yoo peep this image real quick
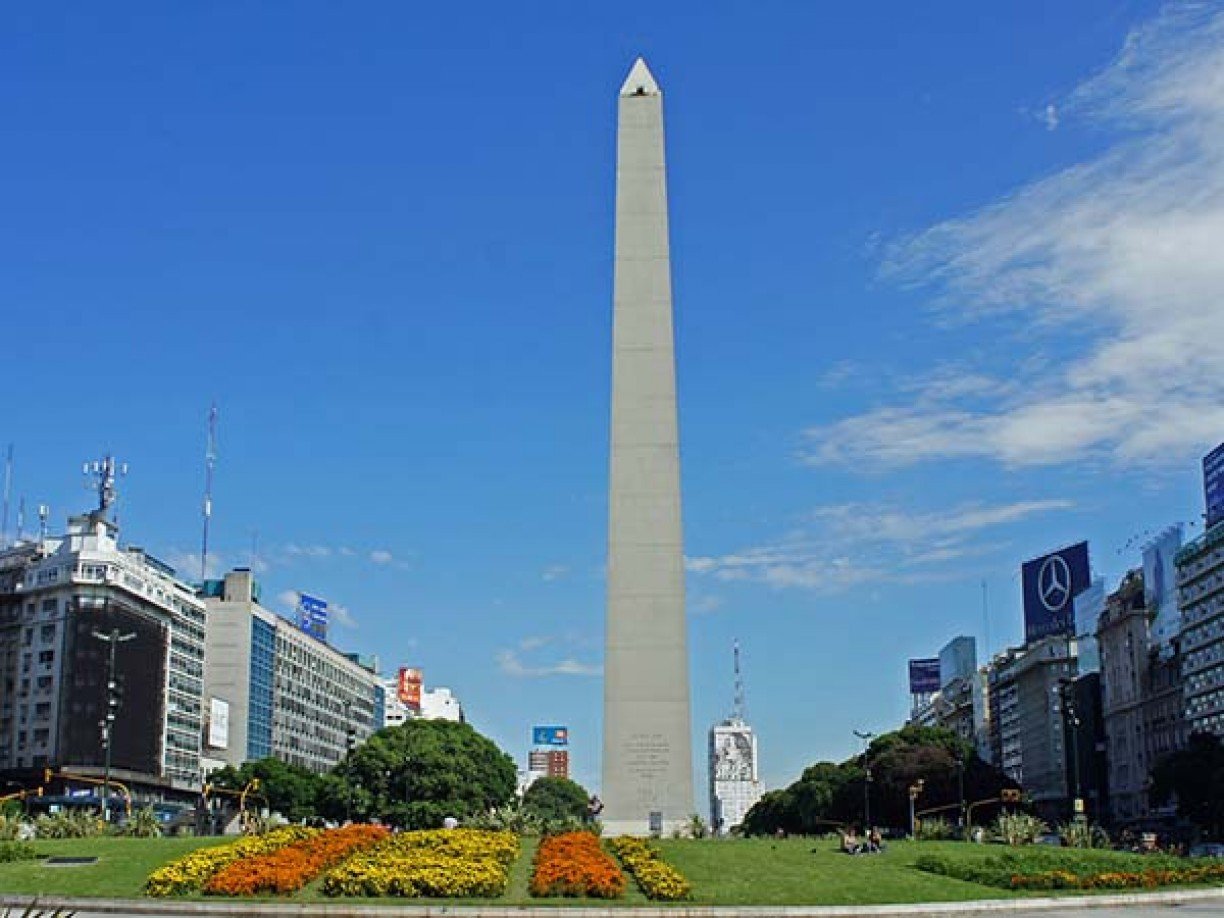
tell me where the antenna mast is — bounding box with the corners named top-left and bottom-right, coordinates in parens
top-left (2, 443), bottom-right (11, 547)
top-left (732, 639), bottom-right (745, 722)
top-left (16, 497), bottom-right (25, 542)
top-left (201, 403), bottom-right (218, 581)
top-left (83, 454), bottom-right (128, 521)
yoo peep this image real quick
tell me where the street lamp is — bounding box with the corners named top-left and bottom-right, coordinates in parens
top-left (908, 779), bottom-right (925, 839)
top-left (853, 730), bottom-right (874, 829)
top-left (91, 628), bottom-right (135, 823)
top-left (1056, 678), bottom-right (1084, 821)
top-left (955, 756), bottom-right (966, 831)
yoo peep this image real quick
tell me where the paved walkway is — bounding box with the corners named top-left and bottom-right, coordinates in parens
top-left (5, 889), bottom-right (1224, 918)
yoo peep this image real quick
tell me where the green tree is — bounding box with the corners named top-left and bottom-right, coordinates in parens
top-left (327, 719), bottom-right (516, 829)
top-left (207, 757), bottom-right (323, 823)
top-left (522, 777), bottom-right (590, 823)
top-left (1151, 732), bottom-right (1224, 837)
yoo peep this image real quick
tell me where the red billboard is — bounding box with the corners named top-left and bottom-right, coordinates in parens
top-left (397, 667), bottom-right (422, 712)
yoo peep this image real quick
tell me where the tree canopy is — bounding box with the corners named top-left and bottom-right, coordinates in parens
top-left (1150, 732), bottom-right (1224, 837)
top-left (206, 757), bottom-right (322, 823)
top-left (521, 776), bottom-right (591, 823)
top-left (741, 725), bottom-right (1018, 835)
top-left (324, 718), bottom-right (516, 829)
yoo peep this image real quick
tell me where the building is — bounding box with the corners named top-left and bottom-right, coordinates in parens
top-left (527, 748), bottom-right (570, 780)
top-left (381, 679), bottom-right (464, 728)
top-left (1178, 521), bottom-right (1224, 738)
top-left (1096, 567), bottom-right (1184, 824)
top-left (707, 643), bottom-right (764, 836)
top-left (200, 569), bottom-right (381, 775)
top-left (908, 637), bottom-right (990, 759)
top-left (603, 57), bottom-right (694, 835)
top-left (986, 637), bottom-right (1078, 820)
top-left (0, 507), bottom-right (207, 805)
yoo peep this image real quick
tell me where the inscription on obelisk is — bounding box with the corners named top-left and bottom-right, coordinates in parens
top-left (601, 57), bottom-right (693, 836)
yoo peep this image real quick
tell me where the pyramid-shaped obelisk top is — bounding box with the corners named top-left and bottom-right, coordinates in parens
top-left (619, 57), bottom-right (661, 96)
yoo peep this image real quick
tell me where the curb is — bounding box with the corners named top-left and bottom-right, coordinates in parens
top-left (3, 889), bottom-right (1224, 917)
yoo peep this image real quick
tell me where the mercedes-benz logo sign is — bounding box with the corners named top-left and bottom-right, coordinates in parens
top-left (1038, 555), bottom-right (1072, 612)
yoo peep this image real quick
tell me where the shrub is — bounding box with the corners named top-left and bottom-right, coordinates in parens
top-left (1058, 820), bottom-right (1110, 849)
top-left (204, 824), bottom-right (388, 896)
top-left (607, 835), bottom-right (692, 901)
top-left (914, 847), bottom-right (1208, 890)
top-left (916, 817), bottom-right (956, 841)
top-left (120, 807), bottom-right (161, 838)
top-left (34, 811), bottom-right (103, 839)
top-left (992, 811), bottom-right (1047, 846)
top-left (529, 831), bottom-right (625, 898)
top-left (145, 826), bottom-right (314, 896)
top-left (321, 828), bottom-right (518, 898)
top-left (0, 841), bottom-right (38, 863)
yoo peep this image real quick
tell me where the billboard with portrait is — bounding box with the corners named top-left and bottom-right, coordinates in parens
top-left (908, 658), bottom-right (941, 694)
top-left (397, 667), bottom-right (422, 712)
top-left (1021, 541), bottom-right (1091, 642)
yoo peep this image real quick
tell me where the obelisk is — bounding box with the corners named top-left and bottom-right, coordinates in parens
top-left (602, 57), bottom-right (693, 836)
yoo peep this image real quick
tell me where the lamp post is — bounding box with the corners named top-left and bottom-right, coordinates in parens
top-left (91, 628), bottom-right (135, 823)
top-left (956, 756), bottom-right (966, 831)
top-left (853, 730), bottom-right (874, 829)
top-left (908, 779), bottom-right (925, 839)
top-left (1057, 678), bottom-right (1083, 821)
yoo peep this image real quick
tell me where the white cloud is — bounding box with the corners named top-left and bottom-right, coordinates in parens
top-left (808, 5), bottom-right (1224, 470)
top-left (687, 498), bottom-right (1070, 593)
top-left (162, 549), bottom-right (225, 581)
top-left (276, 589), bottom-right (300, 610)
top-left (284, 543), bottom-right (332, 559)
top-left (330, 603), bottom-right (358, 629)
top-left (1044, 103), bottom-right (1060, 131)
top-left (370, 549), bottom-right (393, 565)
top-left (541, 565), bottom-right (569, 582)
top-left (496, 649), bottom-right (601, 678)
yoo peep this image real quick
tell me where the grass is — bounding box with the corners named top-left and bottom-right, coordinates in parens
top-left (0, 835), bottom-right (1219, 906)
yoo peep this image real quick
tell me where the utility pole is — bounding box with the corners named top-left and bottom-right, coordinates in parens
top-left (1058, 677), bottom-right (1083, 821)
top-left (92, 628), bottom-right (135, 822)
top-left (201, 403), bottom-right (218, 582)
top-left (853, 730), bottom-right (874, 829)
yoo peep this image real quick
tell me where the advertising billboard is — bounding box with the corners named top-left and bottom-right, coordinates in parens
top-left (297, 593), bottom-right (328, 642)
top-left (1144, 525), bottom-right (1184, 657)
top-left (397, 667), bottom-right (422, 712)
top-left (908, 658), bottom-right (941, 694)
top-left (1021, 541), bottom-right (1091, 642)
top-left (532, 725), bottom-right (569, 746)
top-left (208, 698), bottom-right (230, 749)
top-left (938, 636), bottom-right (976, 688)
top-left (1205, 442), bottom-right (1224, 530)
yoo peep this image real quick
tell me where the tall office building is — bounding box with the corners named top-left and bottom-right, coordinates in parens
top-left (0, 508), bottom-right (206, 804)
top-left (707, 644), bottom-right (764, 835)
top-left (603, 57), bottom-right (693, 835)
top-left (1178, 525), bottom-right (1224, 736)
top-left (200, 569), bottom-right (381, 775)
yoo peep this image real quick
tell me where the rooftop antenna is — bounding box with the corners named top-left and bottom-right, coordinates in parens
top-left (38, 504), bottom-right (49, 542)
top-left (731, 639), bottom-right (746, 722)
top-left (83, 454), bottom-right (128, 521)
top-left (15, 496), bottom-right (25, 542)
top-left (201, 402), bottom-right (218, 581)
top-left (981, 580), bottom-right (991, 663)
top-left (2, 443), bottom-right (12, 547)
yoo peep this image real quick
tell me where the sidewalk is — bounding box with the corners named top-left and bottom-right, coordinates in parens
top-left (4, 888), bottom-right (1224, 918)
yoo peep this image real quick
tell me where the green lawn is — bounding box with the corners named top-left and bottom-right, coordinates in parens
top-left (0, 835), bottom-right (1218, 906)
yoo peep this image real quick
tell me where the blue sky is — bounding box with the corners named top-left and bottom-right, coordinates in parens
top-left (4, 2), bottom-right (1223, 796)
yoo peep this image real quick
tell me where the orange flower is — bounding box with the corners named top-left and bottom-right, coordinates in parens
top-left (204, 824), bottom-right (389, 896)
top-left (529, 832), bottom-right (625, 899)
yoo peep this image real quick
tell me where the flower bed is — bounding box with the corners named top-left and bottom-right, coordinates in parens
top-left (145, 826), bottom-right (315, 896)
top-left (529, 830), bottom-right (625, 899)
top-left (607, 835), bottom-right (692, 900)
top-left (915, 849), bottom-right (1224, 891)
top-left (204, 824), bottom-right (389, 896)
top-left (322, 828), bottom-right (519, 898)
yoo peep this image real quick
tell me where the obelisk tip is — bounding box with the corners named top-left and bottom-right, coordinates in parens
top-left (619, 57), bottom-right (660, 97)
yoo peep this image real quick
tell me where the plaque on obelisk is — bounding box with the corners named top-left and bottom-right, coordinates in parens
top-left (601, 57), bottom-right (693, 836)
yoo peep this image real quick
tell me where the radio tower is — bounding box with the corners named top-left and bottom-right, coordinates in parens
top-left (84, 455), bottom-right (127, 520)
top-left (731, 639), bottom-right (746, 723)
top-left (201, 403), bottom-right (218, 582)
top-left (2, 443), bottom-right (12, 547)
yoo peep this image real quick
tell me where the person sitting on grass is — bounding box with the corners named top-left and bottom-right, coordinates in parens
top-left (866, 827), bottom-right (883, 853)
top-left (842, 828), bottom-right (862, 855)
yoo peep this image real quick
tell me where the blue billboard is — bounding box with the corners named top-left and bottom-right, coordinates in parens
top-left (908, 658), bottom-right (941, 694)
top-left (1205, 442), bottom-right (1224, 530)
top-left (297, 593), bottom-right (328, 642)
top-left (532, 725), bottom-right (569, 746)
top-left (1022, 542), bottom-right (1091, 642)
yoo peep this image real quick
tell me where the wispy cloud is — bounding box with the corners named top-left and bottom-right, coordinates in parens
top-left (687, 499), bottom-right (1071, 592)
top-left (496, 649), bottom-right (601, 678)
top-left (541, 565), bottom-right (570, 582)
top-left (807, 5), bottom-right (1224, 470)
top-left (370, 549), bottom-right (394, 565)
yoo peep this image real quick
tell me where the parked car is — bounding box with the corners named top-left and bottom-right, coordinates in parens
top-left (1189, 842), bottom-right (1224, 859)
